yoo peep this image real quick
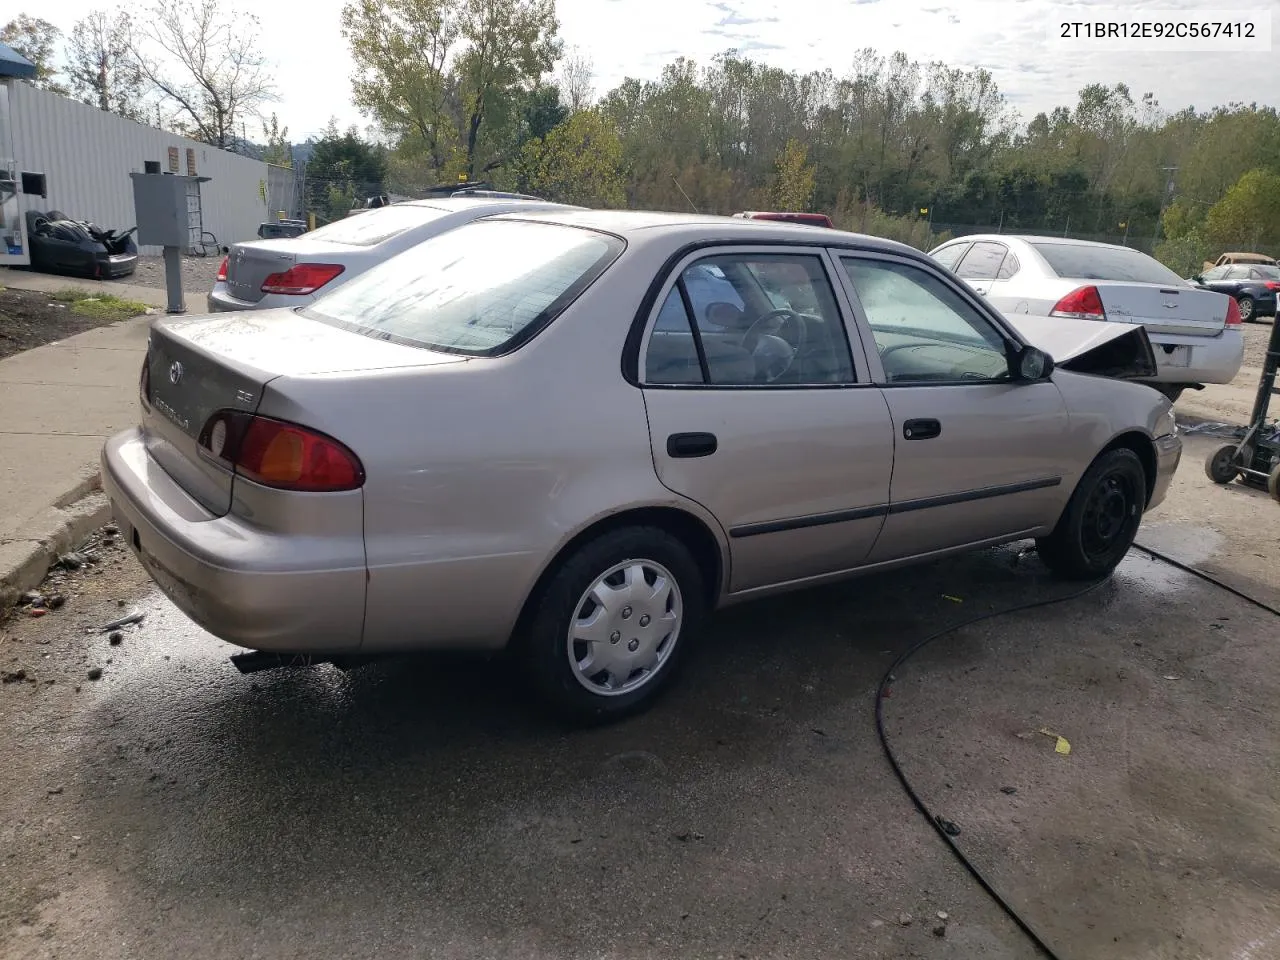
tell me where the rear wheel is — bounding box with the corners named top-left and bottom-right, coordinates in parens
top-left (1205, 443), bottom-right (1240, 484)
top-left (518, 526), bottom-right (706, 724)
top-left (1037, 448), bottom-right (1146, 580)
top-left (1268, 464), bottom-right (1280, 503)
top-left (1237, 295), bottom-right (1256, 322)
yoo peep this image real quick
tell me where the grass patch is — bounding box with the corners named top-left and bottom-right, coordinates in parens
top-left (50, 288), bottom-right (150, 321)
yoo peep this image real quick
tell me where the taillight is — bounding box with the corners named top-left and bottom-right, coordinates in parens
top-left (197, 411), bottom-right (364, 492)
top-left (1225, 296), bottom-right (1242, 326)
top-left (260, 263), bottom-right (344, 295)
top-left (139, 357), bottom-right (151, 407)
top-left (1264, 281), bottom-right (1280, 290)
top-left (216, 256), bottom-right (228, 281)
top-left (1050, 285), bottom-right (1106, 321)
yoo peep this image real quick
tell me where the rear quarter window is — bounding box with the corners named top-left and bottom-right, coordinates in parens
top-left (302, 220), bottom-right (623, 357)
top-left (1031, 243), bottom-right (1185, 285)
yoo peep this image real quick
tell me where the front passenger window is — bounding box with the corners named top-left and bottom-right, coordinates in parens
top-left (842, 257), bottom-right (1011, 384)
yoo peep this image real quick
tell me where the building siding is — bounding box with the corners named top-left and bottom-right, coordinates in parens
top-left (8, 83), bottom-right (272, 256)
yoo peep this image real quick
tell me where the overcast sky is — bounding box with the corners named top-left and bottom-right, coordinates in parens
top-left (39, 0), bottom-right (1280, 142)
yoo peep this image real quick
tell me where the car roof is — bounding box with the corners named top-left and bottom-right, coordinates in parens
top-left (944, 234), bottom-right (1149, 254)
top-left (397, 196), bottom-right (565, 212)
top-left (487, 208), bottom-right (924, 257)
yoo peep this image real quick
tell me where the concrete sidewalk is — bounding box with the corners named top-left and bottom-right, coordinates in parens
top-left (0, 271), bottom-right (155, 603)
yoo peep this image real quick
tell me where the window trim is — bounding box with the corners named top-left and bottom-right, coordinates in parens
top-left (634, 244), bottom-right (873, 391)
top-left (833, 250), bottom-right (1024, 389)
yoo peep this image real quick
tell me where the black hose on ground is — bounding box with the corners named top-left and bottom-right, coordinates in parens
top-left (875, 542), bottom-right (1280, 959)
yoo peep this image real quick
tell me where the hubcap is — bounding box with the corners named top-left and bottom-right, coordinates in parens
top-left (1081, 472), bottom-right (1135, 559)
top-left (567, 559), bottom-right (683, 696)
top-left (1239, 298), bottom-right (1253, 320)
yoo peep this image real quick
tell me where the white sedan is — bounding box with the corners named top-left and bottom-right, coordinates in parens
top-left (208, 196), bottom-right (580, 312)
top-left (928, 235), bottom-right (1244, 402)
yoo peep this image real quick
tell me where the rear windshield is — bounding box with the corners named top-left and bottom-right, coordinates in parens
top-left (302, 204), bottom-right (448, 247)
top-left (303, 220), bottom-right (622, 356)
top-left (1031, 242), bottom-right (1185, 285)
top-left (1253, 265), bottom-right (1280, 279)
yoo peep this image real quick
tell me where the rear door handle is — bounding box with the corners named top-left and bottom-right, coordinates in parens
top-left (903, 419), bottom-right (941, 441)
top-left (667, 432), bottom-right (718, 458)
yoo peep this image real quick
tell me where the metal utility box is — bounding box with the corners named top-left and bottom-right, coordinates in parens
top-left (129, 171), bottom-right (209, 248)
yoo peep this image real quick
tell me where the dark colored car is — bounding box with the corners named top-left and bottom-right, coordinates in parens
top-left (1191, 263), bottom-right (1280, 322)
top-left (25, 209), bottom-right (138, 280)
top-left (734, 211), bottom-right (835, 228)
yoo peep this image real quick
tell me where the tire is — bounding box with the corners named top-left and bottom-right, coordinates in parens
top-left (1268, 463), bottom-right (1280, 503)
top-left (1036, 448), bottom-right (1147, 580)
top-left (517, 526), bottom-right (706, 724)
top-left (1237, 296), bottom-right (1255, 322)
top-left (1153, 384), bottom-right (1185, 404)
top-left (1205, 443), bottom-right (1240, 484)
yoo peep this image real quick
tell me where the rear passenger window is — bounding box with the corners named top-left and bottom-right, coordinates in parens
top-left (930, 243), bottom-right (970, 271)
top-left (642, 254), bottom-right (856, 387)
top-left (955, 241), bottom-right (1007, 280)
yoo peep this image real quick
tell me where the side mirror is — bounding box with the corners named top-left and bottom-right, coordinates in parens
top-left (1012, 345), bottom-right (1054, 382)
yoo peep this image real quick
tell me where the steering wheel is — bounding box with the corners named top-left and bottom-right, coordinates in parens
top-left (740, 308), bottom-right (808, 383)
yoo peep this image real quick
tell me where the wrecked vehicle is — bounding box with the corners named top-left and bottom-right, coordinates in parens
top-left (102, 212), bottom-right (1180, 723)
top-left (24, 209), bottom-right (138, 280)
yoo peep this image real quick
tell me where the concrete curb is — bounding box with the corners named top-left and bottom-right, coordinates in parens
top-left (0, 472), bottom-right (112, 608)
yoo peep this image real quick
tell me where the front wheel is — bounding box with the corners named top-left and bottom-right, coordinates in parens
top-left (1268, 463), bottom-right (1280, 503)
top-left (1037, 448), bottom-right (1147, 580)
top-left (518, 526), bottom-right (706, 724)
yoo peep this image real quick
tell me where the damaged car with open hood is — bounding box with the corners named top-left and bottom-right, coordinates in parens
top-left (101, 211), bottom-right (1179, 723)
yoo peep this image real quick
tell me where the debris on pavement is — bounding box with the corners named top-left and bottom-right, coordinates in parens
top-left (897, 912), bottom-right (912, 926)
top-left (86, 667), bottom-right (103, 681)
top-left (935, 816), bottom-right (962, 837)
top-left (108, 631), bottom-right (123, 646)
top-left (1039, 727), bottom-right (1072, 755)
top-left (1164, 675), bottom-right (1182, 681)
top-left (937, 911), bottom-right (949, 921)
top-left (1000, 786), bottom-right (1018, 795)
top-left (47, 785), bottom-right (63, 795)
top-left (943, 594), bottom-right (963, 603)
top-left (28, 608), bottom-right (47, 618)
top-left (2, 668), bottom-right (29, 683)
top-left (932, 924), bottom-right (947, 937)
top-left (101, 609), bottom-right (145, 632)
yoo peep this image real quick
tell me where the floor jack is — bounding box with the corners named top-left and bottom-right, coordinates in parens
top-left (1205, 315), bottom-right (1280, 501)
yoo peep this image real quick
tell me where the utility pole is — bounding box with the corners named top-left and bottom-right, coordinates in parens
top-left (1153, 165), bottom-right (1178, 249)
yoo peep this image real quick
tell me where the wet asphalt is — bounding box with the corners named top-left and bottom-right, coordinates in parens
top-left (2, 517), bottom-right (1278, 959)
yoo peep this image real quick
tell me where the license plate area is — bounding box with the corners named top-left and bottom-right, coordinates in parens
top-left (1161, 345), bottom-right (1192, 367)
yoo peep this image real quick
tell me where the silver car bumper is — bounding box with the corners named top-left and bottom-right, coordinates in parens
top-left (1147, 432), bottom-right (1182, 512)
top-left (101, 429), bottom-right (367, 653)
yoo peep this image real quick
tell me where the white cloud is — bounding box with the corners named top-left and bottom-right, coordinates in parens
top-left (39, 0), bottom-right (1280, 140)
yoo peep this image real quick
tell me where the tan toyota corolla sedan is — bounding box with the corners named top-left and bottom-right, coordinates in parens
top-left (102, 210), bottom-right (1181, 722)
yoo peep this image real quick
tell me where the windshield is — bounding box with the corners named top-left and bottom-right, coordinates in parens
top-left (1031, 242), bottom-right (1185, 285)
top-left (303, 220), bottom-right (622, 356)
top-left (302, 204), bottom-right (448, 247)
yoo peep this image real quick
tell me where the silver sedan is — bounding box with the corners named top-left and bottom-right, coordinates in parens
top-left (103, 210), bottom-right (1181, 722)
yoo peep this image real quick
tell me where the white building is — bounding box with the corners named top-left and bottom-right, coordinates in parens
top-left (0, 47), bottom-right (291, 263)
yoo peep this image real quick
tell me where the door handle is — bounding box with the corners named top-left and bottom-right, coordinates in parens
top-left (903, 419), bottom-right (941, 441)
top-left (667, 432), bottom-right (718, 458)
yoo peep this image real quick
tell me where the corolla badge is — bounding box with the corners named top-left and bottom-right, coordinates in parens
top-left (168, 361), bottom-right (184, 384)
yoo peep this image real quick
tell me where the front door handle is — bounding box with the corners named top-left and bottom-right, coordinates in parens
top-left (667, 432), bottom-right (718, 458)
top-left (903, 419), bottom-right (941, 441)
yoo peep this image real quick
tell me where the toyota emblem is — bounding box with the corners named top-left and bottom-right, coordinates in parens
top-left (168, 361), bottom-right (184, 384)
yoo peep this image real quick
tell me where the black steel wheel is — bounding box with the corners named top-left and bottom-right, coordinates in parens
top-left (1037, 448), bottom-right (1146, 580)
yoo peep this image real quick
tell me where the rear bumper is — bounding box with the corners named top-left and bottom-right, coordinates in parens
top-left (1143, 329), bottom-right (1244, 385)
top-left (1147, 432), bottom-right (1182, 512)
top-left (208, 283), bottom-right (319, 313)
top-left (101, 429), bottom-right (367, 653)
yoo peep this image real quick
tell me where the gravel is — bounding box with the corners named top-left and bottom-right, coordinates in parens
top-left (129, 255), bottom-right (225, 295)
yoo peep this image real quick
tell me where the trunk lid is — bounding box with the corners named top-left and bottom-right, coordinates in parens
top-left (224, 240), bottom-right (296, 303)
top-left (1005, 314), bottom-right (1157, 379)
top-left (1092, 282), bottom-right (1228, 337)
top-left (142, 309), bottom-right (465, 516)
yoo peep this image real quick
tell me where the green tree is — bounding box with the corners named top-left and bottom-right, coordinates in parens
top-left (1204, 169), bottom-right (1280, 253)
top-left (305, 119), bottom-right (389, 216)
top-left (66, 11), bottom-right (146, 120)
top-left (262, 113), bottom-right (292, 167)
top-left (515, 109), bottom-right (624, 206)
top-left (770, 139), bottom-right (816, 211)
top-left (1, 15), bottom-right (67, 93)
